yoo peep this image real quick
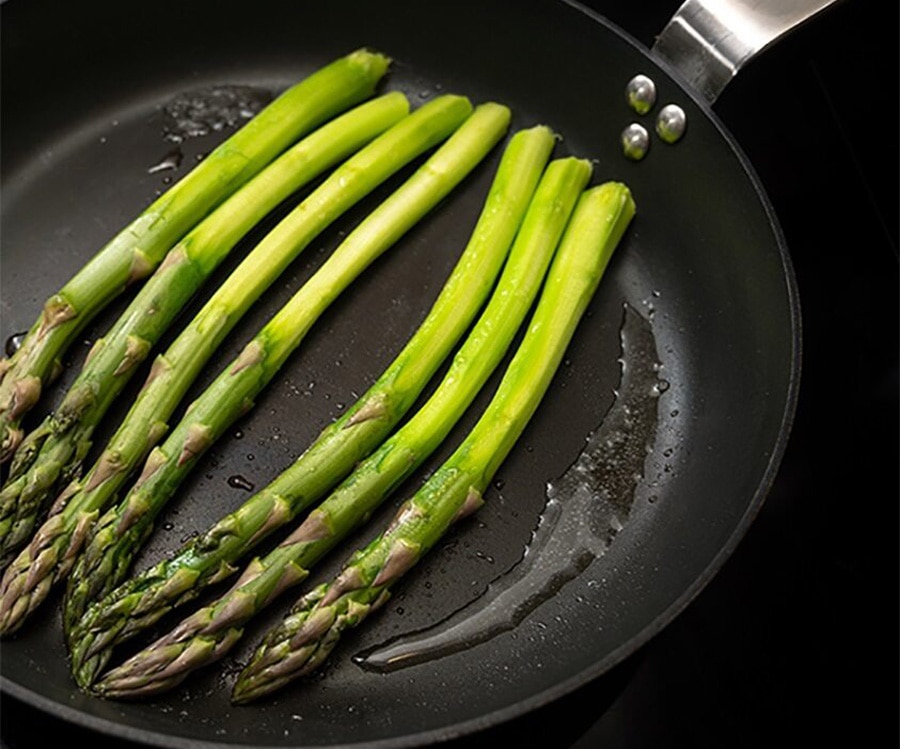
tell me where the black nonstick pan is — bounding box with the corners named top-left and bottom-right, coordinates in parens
top-left (0, 0), bottom-right (832, 745)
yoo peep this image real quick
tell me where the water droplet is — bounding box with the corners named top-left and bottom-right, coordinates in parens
top-left (4, 332), bottom-right (26, 357)
top-left (148, 146), bottom-right (183, 174)
top-left (227, 474), bottom-right (254, 491)
top-left (651, 379), bottom-right (670, 396)
top-left (162, 84), bottom-right (272, 143)
top-left (234, 429), bottom-right (244, 439)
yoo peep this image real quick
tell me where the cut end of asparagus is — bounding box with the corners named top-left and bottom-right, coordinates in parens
top-left (0, 47), bottom-right (395, 468)
top-left (347, 48), bottom-right (392, 80)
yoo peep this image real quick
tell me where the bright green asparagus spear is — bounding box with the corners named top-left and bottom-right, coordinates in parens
top-left (0, 94), bottom-right (474, 636)
top-left (0, 93), bottom-right (409, 567)
top-left (72, 139), bottom-right (575, 693)
top-left (229, 181), bottom-right (636, 704)
top-left (61, 102), bottom-right (512, 653)
top-left (0, 49), bottom-right (392, 464)
top-left (87, 155), bottom-right (594, 700)
top-left (67, 125), bottom-right (556, 689)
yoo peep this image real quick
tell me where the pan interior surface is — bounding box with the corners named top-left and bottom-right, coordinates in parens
top-left (0, 0), bottom-right (799, 746)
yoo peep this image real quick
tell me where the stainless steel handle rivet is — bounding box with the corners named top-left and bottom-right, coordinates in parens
top-left (626, 74), bottom-right (657, 114)
top-left (621, 122), bottom-right (650, 161)
top-left (656, 104), bottom-right (687, 143)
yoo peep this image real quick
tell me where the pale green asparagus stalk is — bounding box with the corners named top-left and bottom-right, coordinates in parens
top-left (0, 94), bottom-right (474, 636)
top-left (88, 156), bottom-right (596, 700)
top-left (229, 181), bottom-right (636, 704)
top-left (0, 49), bottom-right (392, 464)
top-left (60, 102), bottom-right (513, 654)
top-left (0, 93), bottom-right (409, 566)
top-left (67, 125), bottom-right (556, 689)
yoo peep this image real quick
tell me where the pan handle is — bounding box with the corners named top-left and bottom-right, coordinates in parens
top-left (651, 0), bottom-right (841, 103)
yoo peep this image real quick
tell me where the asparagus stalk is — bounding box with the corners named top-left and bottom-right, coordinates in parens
top-left (0, 94), bottom-right (475, 636)
top-left (87, 156), bottom-right (595, 699)
top-left (0, 93), bottom-right (410, 566)
top-left (60, 101), bottom-right (512, 650)
top-left (229, 181), bottom-right (636, 704)
top-left (73, 141), bottom-right (577, 693)
top-left (0, 49), bottom-right (392, 464)
top-left (67, 125), bottom-right (557, 688)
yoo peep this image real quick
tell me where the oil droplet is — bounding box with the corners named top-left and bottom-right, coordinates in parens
top-left (4, 332), bottom-right (26, 357)
top-left (354, 304), bottom-right (666, 673)
top-left (227, 474), bottom-right (254, 492)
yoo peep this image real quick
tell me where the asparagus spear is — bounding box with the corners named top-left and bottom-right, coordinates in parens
top-left (0, 49), bottom-right (392, 464)
top-left (87, 156), bottom-right (594, 699)
top-left (0, 93), bottom-right (410, 565)
top-left (72, 140), bottom-right (575, 692)
top-left (67, 125), bottom-right (557, 688)
top-left (60, 101), bottom-right (512, 648)
top-left (0, 94), bottom-right (475, 635)
top-left (229, 181), bottom-right (636, 704)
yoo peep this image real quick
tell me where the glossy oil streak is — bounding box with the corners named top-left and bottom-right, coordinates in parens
top-left (354, 304), bottom-right (666, 673)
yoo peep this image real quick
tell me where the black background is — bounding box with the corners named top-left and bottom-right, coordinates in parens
top-left (2, 0), bottom-right (897, 747)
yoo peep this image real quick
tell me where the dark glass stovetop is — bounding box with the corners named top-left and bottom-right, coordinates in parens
top-left (1, 1), bottom-right (896, 747)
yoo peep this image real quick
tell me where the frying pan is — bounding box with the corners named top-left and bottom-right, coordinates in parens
top-left (0, 0), bottom-right (830, 745)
